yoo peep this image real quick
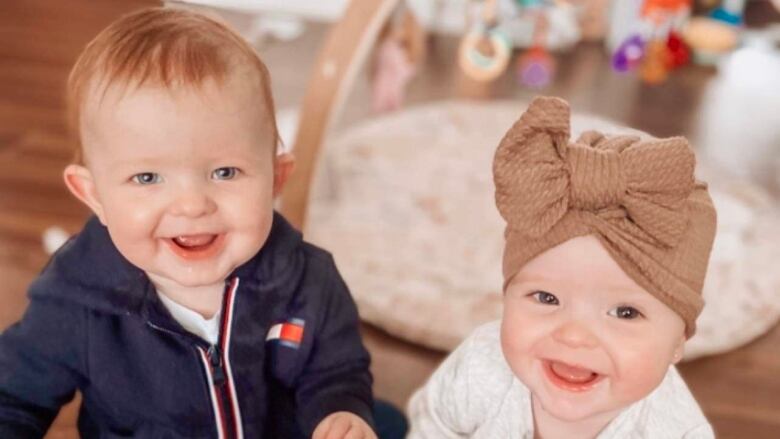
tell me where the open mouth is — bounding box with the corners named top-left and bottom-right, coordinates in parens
top-left (164, 233), bottom-right (224, 261)
top-left (542, 359), bottom-right (604, 392)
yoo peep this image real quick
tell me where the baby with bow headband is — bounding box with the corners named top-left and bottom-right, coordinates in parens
top-left (408, 97), bottom-right (717, 438)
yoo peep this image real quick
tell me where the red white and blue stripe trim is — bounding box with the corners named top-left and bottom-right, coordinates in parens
top-left (197, 348), bottom-right (229, 439)
top-left (197, 277), bottom-right (243, 439)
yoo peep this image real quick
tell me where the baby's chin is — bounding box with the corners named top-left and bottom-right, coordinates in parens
top-left (143, 263), bottom-right (240, 290)
top-left (532, 391), bottom-right (621, 424)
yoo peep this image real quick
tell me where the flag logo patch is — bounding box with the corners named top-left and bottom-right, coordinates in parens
top-left (266, 318), bottom-right (305, 349)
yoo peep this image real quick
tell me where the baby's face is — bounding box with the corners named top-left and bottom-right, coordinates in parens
top-left (500, 235), bottom-right (686, 424)
top-left (72, 75), bottom-right (283, 290)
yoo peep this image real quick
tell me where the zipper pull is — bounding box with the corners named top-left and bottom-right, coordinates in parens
top-left (207, 345), bottom-right (226, 386)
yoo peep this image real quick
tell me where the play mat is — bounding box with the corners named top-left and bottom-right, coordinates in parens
top-left (305, 100), bottom-right (780, 361)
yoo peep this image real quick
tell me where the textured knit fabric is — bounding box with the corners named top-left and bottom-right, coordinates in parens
top-left (493, 97), bottom-right (717, 337)
top-left (407, 321), bottom-right (715, 439)
top-left (0, 213), bottom-right (374, 438)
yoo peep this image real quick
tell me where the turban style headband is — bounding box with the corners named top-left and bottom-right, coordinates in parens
top-left (493, 97), bottom-right (717, 337)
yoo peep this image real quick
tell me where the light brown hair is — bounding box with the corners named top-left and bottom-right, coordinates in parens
top-left (67, 7), bottom-right (280, 163)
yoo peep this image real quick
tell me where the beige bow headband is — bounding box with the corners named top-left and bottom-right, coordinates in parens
top-left (493, 97), bottom-right (717, 337)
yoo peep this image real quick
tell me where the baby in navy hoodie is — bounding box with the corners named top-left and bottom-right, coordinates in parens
top-left (0, 7), bottom-right (376, 439)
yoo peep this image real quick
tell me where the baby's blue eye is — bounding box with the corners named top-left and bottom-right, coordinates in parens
top-left (132, 172), bottom-right (161, 185)
top-left (212, 167), bottom-right (239, 180)
top-left (531, 291), bottom-right (559, 306)
top-left (608, 306), bottom-right (643, 320)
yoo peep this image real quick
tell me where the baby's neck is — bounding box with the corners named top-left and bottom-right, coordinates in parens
top-left (148, 275), bottom-right (226, 319)
top-left (531, 396), bottom-right (618, 439)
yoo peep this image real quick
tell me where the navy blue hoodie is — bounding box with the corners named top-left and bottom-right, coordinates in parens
top-left (0, 213), bottom-right (374, 438)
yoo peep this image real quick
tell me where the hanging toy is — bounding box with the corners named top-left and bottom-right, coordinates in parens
top-left (394, 5), bottom-right (427, 67)
top-left (516, 46), bottom-right (555, 88)
top-left (518, 0), bottom-right (544, 7)
top-left (371, 4), bottom-right (426, 113)
top-left (662, 3), bottom-right (691, 70)
top-left (640, 38), bottom-right (671, 83)
top-left (515, 5), bottom-right (555, 88)
top-left (665, 30), bottom-right (689, 69)
top-left (612, 0), bottom-right (692, 81)
top-left (458, 0), bottom-right (512, 82)
top-left (639, 13), bottom-right (672, 84)
top-left (709, 0), bottom-right (745, 26)
top-left (612, 34), bottom-right (646, 72)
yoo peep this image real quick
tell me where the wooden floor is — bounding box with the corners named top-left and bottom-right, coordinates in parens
top-left (1, 1), bottom-right (778, 438)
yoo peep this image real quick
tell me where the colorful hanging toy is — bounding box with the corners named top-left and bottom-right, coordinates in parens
top-left (371, 2), bottom-right (426, 113)
top-left (514, 0), bottom-right (556, 88)
top-left (683, 0), bottom-right (744, 65)
top-left (612, 0), bottom-right (693, 84)
top-left (613, 34), bottom-right (646, 72)
top-left (458, 0), bottom-right (512, 82)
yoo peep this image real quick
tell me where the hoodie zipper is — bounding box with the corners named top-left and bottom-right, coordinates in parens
top-left (149, 277), bottom-right (243, 439)
top-left (199, 344), bottom-right (237, 439)
top-left (198, 277), bottom-right (243, 439)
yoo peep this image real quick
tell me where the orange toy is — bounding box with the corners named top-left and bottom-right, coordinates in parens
top-left (642, 0), bottom-right (691, 17)
top-left (640, 39), bottom-right (671, 84)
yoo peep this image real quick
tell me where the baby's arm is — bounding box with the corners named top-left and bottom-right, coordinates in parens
top-left (0, 299), bottom-right (85, 438)
top-left (407, 332), bottom-right (481, 438)
top-left (294, 262), bottom-right (375, 438)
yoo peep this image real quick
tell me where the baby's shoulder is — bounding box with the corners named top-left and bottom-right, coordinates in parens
top-left (454, 321), bottom-right (521, 399)
top-left (460, 320), bottom-right (507, 366)
top-left (647, 367), bottom-right (709, 417)
top-left (618, 366), bottom-right (714, 438)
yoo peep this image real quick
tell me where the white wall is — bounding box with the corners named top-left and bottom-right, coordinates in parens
top-left (180, 0), bottom-right (471, 35)
top-left (178, 0), bottom-right (582, 49)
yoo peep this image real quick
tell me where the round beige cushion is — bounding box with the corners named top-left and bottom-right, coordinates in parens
top-left (305, 100), bottom-right (780, 361)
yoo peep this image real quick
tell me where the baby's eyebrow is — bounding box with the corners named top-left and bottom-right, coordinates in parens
top-left (508, 274), bottom-right (551, 288)
top-left (511, 270), bottom-right (556, 283)
top-left (107, 157), bottom-right (164, 170)
top-left (511, 272), bottom-right (649, 297)
top-left (600, 286), bottom-right (655, 303)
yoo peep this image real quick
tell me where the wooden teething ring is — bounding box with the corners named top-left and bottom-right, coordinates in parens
top-left (457, 0), bottom-right (510, 82)
top-left (458, 27), bottom-right (511, 82)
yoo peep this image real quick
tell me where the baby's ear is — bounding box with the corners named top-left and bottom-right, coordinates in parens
top-left (63, 164), bottom-right (106, 224)
top-left (671, 335), bottom-right (685, 365)
top-left (272, 152), bottom-right (295, 197)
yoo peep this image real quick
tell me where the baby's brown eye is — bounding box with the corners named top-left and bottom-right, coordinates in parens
top-left (532, 291), bottom-right (559, 305)
top-left (609, 306), bottom-right (643, 320)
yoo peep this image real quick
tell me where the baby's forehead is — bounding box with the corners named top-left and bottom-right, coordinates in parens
top-left (511, 235), bottom-right (650, 297)
top-left (82, 66), bottom-right (265, 112)
top-left (513, 269), bottom-right (649, 299)
top-left (78, 78), bottom-right (277, 163)
top-left (79, 72), bottom-right (275, 144)
top-left (66, 7), bottom-right (281, 164)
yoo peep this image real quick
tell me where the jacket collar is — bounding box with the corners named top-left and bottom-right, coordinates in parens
top-left (29, 212), bottom-right (303, 317)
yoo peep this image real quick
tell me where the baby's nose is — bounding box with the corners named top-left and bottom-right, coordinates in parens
top-left (169, 188), bottom-right (217, 218)
top-left (551, 320), bottom-right (599, 350)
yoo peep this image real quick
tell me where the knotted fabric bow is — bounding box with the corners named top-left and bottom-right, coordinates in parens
top-left (493, 97), bottom-right (717, 337)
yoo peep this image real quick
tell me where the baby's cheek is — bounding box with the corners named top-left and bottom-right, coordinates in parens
top-left (228, 185), bottom-right (273, 223)
top-left (500, 321), bottom-right (525, 364)
top-left (500, 316), bottom-right (543, 378)
top-left (612, 352), bottom-right (670, 403)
